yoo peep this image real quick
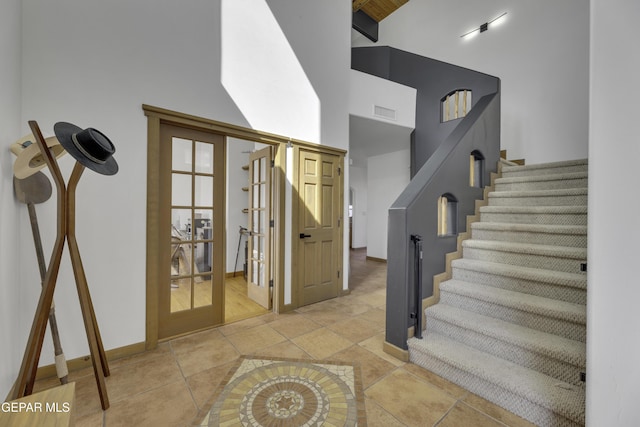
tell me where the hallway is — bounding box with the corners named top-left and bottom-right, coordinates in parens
top-left (33, 249), bottom-right (533, 426)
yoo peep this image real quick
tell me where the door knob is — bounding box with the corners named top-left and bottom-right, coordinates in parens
top-left (299, 233), bottom-right (311, 239)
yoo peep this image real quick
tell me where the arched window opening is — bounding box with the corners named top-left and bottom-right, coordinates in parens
top-left (437, 193), bottom-right (458, 237)
top-left (441, 89), bottom-right (472, 123)
top-left (469, 150), bottom-right (485, 188)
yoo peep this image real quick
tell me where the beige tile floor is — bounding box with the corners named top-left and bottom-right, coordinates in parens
top-left (34, 249), bottom-right (535, 427)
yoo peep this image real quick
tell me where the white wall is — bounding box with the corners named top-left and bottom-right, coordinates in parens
top-left (0, 0), bottom-right (22, 398)
top-left (348, 69), bottom-right (414, 256)
top-left (366, 149), bottom-right (410, 259)
top-left (587, 0), bottom-right (640, 425)
top-left (4, 0), bottom-right (350, 389)
top-left (349, 165), bottom-right (368, 248)
top-left (353, 0), bottom-right (589, 165)
top-left (349, 70), bottom-right (416, 129)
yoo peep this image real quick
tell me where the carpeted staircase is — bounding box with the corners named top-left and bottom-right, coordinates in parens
top-left (408, 158), bottom-right (587, 427)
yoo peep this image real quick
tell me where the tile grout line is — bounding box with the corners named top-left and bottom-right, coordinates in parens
top-left (360, 365), bottom-right (405, 394)
top-left (432, 401), bottom-right (458, 427)
top-left (365, 398), bottom-right (409, 427)
top-left (456, 400), bottom-right (512, 427)
top-left (167, 338), bottom-right (202, 422)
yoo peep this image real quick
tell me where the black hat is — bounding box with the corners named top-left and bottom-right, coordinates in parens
top-left (54, 122), bottom-right (118, 175)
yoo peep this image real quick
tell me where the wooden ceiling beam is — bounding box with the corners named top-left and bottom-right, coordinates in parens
top-left (360, 0), bottom-right (408, 22)
top-left (352, 0), bottom-right (373, 13)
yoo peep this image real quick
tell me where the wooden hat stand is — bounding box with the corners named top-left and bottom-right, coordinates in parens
top-left (10, 120), bottom-right (111, 410)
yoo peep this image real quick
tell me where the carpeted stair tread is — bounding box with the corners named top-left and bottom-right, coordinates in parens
top-left (488, 188), bottom-right (588, 207)
top-left (426, 304), bottom-right (586, 368)
top-left (462, 239), bottom-right (587, 261)
top-left (451, 259), bottom-right (586, 305)
top-left (495, 171), bottom-right (587, 185)
top-left (494, 173), bottom-right (587, 192)
top-left (440, 280), bottom-right (586, 325)
top-left (502, 158), bottom-right (587, 170)
top-left (470, 222), bottom-right (587, 248)
top-left (451, 258), bottom-right (587, 290)
top-left (480, 205), bottom-right (587, 215)
top-left (479, 206), bottom-right (587, 226)
top-left (489, 188), bottom-right (588, 199)
top-left (408, 333), bottom-right (586, 425)
top-left (501, 159), bottom-right (588, 177)
top-left (462, 240), bottom-right (586, 274)
top-left (471, 222), bottom-right (587, 236)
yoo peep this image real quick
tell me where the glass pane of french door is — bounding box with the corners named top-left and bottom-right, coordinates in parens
top-left (159, 124), bottom-right (224, 339)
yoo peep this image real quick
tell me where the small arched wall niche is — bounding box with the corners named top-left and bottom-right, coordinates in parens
top-left (437, 193), bottom-right (458, 237)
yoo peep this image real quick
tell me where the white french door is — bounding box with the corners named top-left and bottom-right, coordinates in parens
top-left (247, 146), bottom-right (273, 309)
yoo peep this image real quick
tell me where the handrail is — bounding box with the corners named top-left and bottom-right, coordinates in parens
top-left (410, 234), bottom-right (423, 339)
top-left (385, 92), bottom-right (501, 351)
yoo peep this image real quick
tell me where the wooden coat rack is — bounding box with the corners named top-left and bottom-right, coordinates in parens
top-left (10, 120), bottom-right (110, 409)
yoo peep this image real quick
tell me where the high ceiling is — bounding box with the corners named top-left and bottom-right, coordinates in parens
top-left (350, 0), bottom-right (413, 167)
top-left (352, 0), bottom-right (409, 22)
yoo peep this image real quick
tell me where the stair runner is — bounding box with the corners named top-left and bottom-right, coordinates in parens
top-left (408, 158), bottom-right (587, 427)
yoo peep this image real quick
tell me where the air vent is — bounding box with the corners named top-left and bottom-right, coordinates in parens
top-left (373, 105), bottom-right (397, 121)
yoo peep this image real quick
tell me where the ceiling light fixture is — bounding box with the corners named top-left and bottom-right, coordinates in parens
top-left (461, 12), bottom-right (507, 40)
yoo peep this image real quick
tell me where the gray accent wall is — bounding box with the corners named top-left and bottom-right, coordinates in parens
top-left (352, 46), bottom-right (500, 176)
top-left (386, 93), bottom-right (500, 350)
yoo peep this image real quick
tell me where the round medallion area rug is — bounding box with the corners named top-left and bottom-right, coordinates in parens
top-left (197, 356), bottom-right (366, 426)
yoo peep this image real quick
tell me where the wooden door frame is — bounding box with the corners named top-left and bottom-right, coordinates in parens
top-left (143, 104), bottom-right (346, 349)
